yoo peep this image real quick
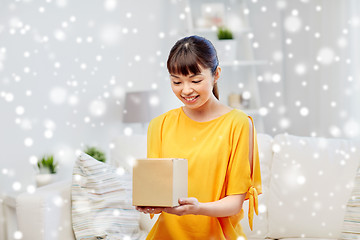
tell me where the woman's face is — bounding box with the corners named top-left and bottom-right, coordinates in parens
top-left (170, 65), bottom-right (219, 110)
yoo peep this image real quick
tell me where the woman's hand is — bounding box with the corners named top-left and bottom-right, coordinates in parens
top-left (135, 197), bottom-right (200, 216)
top-left (162, 197), bottom-right (200, 216)
top-left (136, 194), bottom-right (245, 218)
top-left (135, 206), bottom-right (164, 215)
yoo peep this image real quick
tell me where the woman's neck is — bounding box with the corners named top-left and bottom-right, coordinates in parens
top-left (183, 96), bottom-right (232, 122)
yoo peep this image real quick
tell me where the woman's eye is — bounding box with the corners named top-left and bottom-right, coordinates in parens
top-left (193, 80), bottom-right (202, 84)
top-left (173, 81), bottom-right (181, 85)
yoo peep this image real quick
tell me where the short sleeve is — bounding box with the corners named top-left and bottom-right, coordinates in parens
top-left (226, 115), bottom-right (262, 231)
top-left (147, 115), bottom-right (163, 158)
top-left (248, 116), bottom-right (262, 197)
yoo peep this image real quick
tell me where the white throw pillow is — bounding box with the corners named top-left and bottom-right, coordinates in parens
top-left (71, 152), bottom-right (146, 240)
top-left (341, 166), bottom-right (360, 239)
top-left (241, 133), bottom-right (273, 238)
top-left (268, 134), bottom-right (360, 239)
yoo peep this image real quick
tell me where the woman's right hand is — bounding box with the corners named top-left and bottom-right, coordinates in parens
top-left (135, 206), bottom-right (164, 215)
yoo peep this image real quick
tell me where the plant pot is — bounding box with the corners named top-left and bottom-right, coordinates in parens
top-left (36, 173), bottom-right (57, 187)
top-left (215, 40), bottom-right (237, 63)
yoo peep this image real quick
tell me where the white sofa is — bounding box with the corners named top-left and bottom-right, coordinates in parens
top-left (16, 133), bottom-right (360, 240)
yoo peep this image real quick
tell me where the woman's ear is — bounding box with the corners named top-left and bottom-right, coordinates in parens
top-left (214, 66), bottom-right (221, 84)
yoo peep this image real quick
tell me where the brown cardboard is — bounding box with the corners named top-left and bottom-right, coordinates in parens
top-left (132, 158), bottom-right (188, 207)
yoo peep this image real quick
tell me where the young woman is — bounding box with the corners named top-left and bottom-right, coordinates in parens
top-left (136, 35), bottom-right (262, 240)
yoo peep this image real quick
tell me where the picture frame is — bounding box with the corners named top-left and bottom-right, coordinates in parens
top-left (197, 3), bottom-right (225, 28)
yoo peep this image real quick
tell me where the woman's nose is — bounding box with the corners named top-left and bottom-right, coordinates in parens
top-left (182, 83), bottom-right (193, 95)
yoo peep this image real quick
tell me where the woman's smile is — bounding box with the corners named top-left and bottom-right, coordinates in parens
top-left (182, 95), bottom-right (199, 103)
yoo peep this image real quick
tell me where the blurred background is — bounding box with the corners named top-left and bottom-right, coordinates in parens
top-left (0, 0), bottom-right (359, 199)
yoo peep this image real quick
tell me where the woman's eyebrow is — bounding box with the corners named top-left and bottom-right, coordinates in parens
top-left (189, 73), bottom-right (202, 78)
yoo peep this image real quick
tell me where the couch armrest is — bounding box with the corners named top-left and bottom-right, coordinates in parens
top-left (139, 212), bottom-right (158, 233)
top-left (16, 180), bottom-right (75, 240)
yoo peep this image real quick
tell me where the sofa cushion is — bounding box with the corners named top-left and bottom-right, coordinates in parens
top-left (241, 133), bottom-right (273, 238)
top-left (71, 152), bottom-right (146, 240)
top-left (268, 134), bottom-right (360, 239)
top-left (340, 166), bottom-right (360, 239)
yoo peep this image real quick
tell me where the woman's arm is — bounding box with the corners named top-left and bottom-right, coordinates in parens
top-left (198, 194), bottom-right (247, 217)
top-left (137, 193), bottom-right (246, 218)
top-left (164, 193), bottom-right (246, 217)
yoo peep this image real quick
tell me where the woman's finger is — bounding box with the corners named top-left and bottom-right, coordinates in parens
top-left (179, 197), bottom-right (198, 205)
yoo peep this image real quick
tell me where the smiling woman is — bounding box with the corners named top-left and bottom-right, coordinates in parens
top-left (167, 35), bottom-right (220, 101)
top-left (135, 35), bottom-right (262, 240)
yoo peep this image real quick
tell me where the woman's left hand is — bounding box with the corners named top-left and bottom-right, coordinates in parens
top-left (163, 197), bottom-right (200, 216)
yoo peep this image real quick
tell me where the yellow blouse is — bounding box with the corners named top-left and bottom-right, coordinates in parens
top-left (146, 107), bottom-right (262, 240)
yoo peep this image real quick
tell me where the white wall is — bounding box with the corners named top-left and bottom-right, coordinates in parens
top-left (246, 0), bottom-right (360, 138)
top-left (0, 0), bottom-right (186, 194)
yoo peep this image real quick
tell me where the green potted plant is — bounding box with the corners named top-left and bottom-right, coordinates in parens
top-left (217, 26), bottom-right (234, 40)
top-left (84, 146), bottom-right (106, 163)
top-left (216, 26), bottom-right (237, 63)
top-left (36, 155), bottom-right (58, 187)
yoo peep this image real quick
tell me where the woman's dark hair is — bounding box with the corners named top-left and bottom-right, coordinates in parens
top-left (167, 35), bottom-right (220, 100)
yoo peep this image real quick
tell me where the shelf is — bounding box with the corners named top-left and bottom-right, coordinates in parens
top-left (220, 60), bottom-right (268, 67)
top-left (192, 27), bottom-right (252, 35)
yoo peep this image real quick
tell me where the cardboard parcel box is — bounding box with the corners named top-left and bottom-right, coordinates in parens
top-left (132, 158), bottom-right (188, 207)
